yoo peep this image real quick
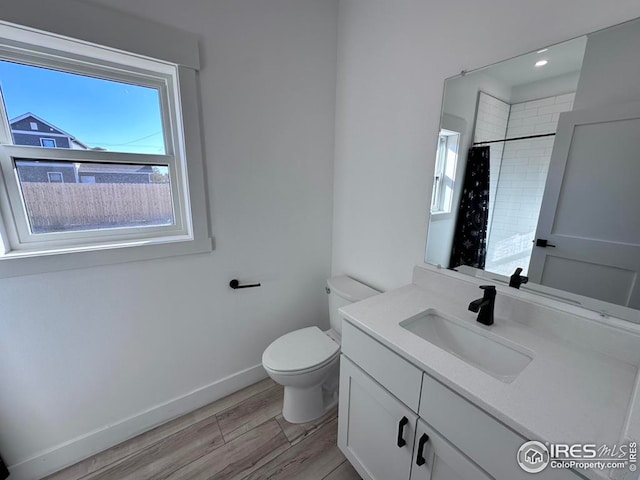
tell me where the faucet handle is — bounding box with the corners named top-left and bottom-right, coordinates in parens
top-left (509, 267), bottom-right (529, 288)
top-left (479, 285), bottom-right (497, 298)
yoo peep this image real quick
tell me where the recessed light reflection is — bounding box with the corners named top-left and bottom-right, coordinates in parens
top-left (535, 60), bottom-right (548, 67)
top-left (537, 48), bottom-right (549, 54)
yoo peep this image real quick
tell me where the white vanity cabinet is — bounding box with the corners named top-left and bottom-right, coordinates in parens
top-left (338, 356), bottom-right (417, 480)
top-left (411, 420), bottom-right (493, 480)
top-left (339, 355), bottom-right (493, 480)
top-left (339, 321), bottom-right (585, 480)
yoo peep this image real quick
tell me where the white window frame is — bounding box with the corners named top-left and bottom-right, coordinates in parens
top-left (46, 171), bottom-right (63, 183)
top-left (39, 137), bottom-right (57, 148)
top-left (430, 129), bottom-right (460, 215)
top-left (0, 22), bottom-right (196, 259)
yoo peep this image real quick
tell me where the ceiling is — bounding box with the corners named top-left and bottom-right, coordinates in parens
top-left (481, 36), bottom-right (588, 88)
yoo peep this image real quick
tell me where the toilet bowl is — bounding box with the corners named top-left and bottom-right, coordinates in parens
top-left (262, 275), bottom-right (379, 423)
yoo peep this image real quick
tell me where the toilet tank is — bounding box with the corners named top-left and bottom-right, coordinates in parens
top-left (326, 275), bottom-right (380, 335)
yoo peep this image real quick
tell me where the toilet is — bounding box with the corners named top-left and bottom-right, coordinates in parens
top-left (262, 275), bottom-right (379, 423)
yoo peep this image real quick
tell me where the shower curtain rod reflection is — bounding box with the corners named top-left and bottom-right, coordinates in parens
top-left (473, 132), bottom-right (556, 146)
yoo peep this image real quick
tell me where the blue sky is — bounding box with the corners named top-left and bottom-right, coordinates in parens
top-left (0, 60), bottom-right (165, 155)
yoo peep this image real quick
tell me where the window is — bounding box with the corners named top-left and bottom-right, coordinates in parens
top-left (0, 22), bottom-right (194, 258)
top-left (46, 171), bottom-right (63, 183)
top-left (17, 160), bottom-right (173, 233)
top-left (430, 129), bottom-right (460, 214)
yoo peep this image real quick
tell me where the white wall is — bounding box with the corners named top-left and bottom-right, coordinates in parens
top-left (0, 0), bottom-right (338, 476)
top-left (332, 0), bottom-right (640, 293)
top-left (575, 18), bottom-right (640, 110)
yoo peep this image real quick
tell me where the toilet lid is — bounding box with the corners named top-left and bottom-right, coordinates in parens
top-left (263, 326), bottom-right (339, 373)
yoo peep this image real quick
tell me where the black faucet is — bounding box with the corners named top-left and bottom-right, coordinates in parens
top-left (468, 285), bottom-right (496, 326)
top-left (509, 267), bottom-right (529, 289)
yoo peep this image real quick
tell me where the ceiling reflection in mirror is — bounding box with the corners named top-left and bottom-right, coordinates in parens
top-left (425, 18), bottom-right (640, 320)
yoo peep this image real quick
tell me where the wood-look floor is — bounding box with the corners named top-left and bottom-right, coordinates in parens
top-left (44, 379), bottom-right (360, 480)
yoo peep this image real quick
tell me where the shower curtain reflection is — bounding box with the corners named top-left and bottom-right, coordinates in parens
top-left (449, 146), bottom-right (490, 269)
top-left (1, 454), bottom-right (9, 479)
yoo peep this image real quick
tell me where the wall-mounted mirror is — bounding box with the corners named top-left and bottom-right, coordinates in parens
top-left (425, 18), bottom-right (640, 323)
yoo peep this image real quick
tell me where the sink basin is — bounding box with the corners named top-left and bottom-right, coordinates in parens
top-left (400, 309), bottom-right (533, 383)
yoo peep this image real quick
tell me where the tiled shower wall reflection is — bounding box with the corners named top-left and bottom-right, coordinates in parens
top-left (477, 93), bottom-right (576, 276)
top-left (473, 92), bottom-right (509, 236)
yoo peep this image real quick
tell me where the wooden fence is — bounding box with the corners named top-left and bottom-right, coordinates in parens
top-left (22, 182), bottom-right (174, 232)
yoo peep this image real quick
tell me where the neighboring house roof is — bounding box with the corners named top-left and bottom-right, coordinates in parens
top-left (71, 138), bottom-right (90, 150)
top-left (9, 112), bottom-right (90, 149)
top-left (71, 139), bottom-right (90, 149)
top-left (78, 164), bottom-right (153, 174)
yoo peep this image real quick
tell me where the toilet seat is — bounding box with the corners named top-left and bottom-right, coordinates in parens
top-left (263, 326), bottom-right (339, 374)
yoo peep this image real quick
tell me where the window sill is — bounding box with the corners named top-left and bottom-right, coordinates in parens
top-left (0, 235), bottom-right (213, 278)
top-left (430, 210), bottom-right (453, 218)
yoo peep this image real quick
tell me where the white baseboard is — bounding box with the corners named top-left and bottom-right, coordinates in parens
top-left (8, 364), bottom-right (268, 480)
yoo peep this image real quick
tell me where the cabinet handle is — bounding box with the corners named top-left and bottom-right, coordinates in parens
top-left (416, 433), bottom-right (430, 466)
top-left (397, 416), bottom-right (409, 448)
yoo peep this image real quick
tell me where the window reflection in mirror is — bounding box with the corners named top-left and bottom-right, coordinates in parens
top-left (430, 130), bottom-right (460, 215)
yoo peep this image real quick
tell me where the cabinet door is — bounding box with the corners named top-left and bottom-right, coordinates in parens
top-left (338, 355), bottom-right (417, 480)
top-left (410, 420), bottom-right (493, 480)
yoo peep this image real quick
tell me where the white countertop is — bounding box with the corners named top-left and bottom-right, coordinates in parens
top-left (339, 269), bottom-right (640, 480)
